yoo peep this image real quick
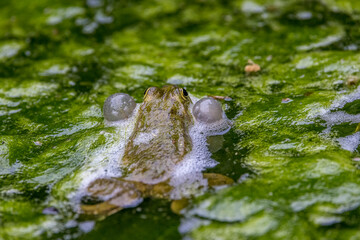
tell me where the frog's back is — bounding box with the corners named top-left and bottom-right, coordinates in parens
top-left (121, 86), bottom-right (193, 184)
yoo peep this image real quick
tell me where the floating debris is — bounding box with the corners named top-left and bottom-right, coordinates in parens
top-left (346, 75), bottom-right (359, 87)
top-left (281, 98), bottom-right (293, 103)
top-left (33, 141), bottom-right (42, 146)
top-left (244, 59), bottom-right (261, 74)
top-left (42, 206), bottom-right (59, 215)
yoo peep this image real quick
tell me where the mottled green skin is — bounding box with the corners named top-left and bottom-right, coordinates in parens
top-left (122, 85), bottom-right (193, 184)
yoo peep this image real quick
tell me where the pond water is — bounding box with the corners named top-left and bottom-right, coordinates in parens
top-left (1, 0), bottom-right (360, 239)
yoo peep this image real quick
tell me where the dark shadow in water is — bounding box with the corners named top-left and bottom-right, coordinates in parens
top-left (80, 199), bottom-right (182, 240)
top-left (206, 99), bottom-right (253, 180)
top-left (206, 128), bottom-right (252, 180)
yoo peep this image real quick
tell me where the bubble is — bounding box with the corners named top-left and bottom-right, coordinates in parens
top-left (103, 93), bottom-right (136, 121)
top-left (193, 97), bottom-right (224, 123)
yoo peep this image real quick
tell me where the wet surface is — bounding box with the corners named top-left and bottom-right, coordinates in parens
top-left (2, 0), bottom-right (360, 239)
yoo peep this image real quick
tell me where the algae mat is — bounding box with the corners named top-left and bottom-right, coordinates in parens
top-left (1, 0), bottom-right (360, 239)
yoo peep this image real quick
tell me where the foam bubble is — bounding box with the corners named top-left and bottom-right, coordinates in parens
top-left (103, 93), bottom-right (136, 121)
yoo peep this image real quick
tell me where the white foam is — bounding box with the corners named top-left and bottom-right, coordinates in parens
top-left (327, 86), bottom-right (360, 111)
top-left (317, 86), bottom-right (360, 152)
top-left (338, 132), bottom-right (360, 152)
top-left (178, 217), bottom-right (211, 234)
top-left (70, 105), bottom-right (140, 206)
top-left (133, 129), bottom-right (158, 146)
top-left (321, 111), bottom-right (360, 126)
top-left (169, 96), bottom-right (231, 199)
top-left (307, 87), bottom-right (360, 121)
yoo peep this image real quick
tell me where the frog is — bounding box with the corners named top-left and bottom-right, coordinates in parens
top-left (80, 85), bottom-right (233, 216)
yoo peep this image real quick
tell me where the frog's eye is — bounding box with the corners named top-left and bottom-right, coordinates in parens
top-left (180, 88), bottom-right (189, 100)
top-left (144, 88), bottom-right (150, 96)
top-left (143, 87), bottom-right (152, 99)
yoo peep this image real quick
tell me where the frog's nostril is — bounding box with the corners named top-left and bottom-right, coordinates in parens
top-left (193, 97), bottom-right (224, 123)
top-left (103, 93), bottom-right (136, 121)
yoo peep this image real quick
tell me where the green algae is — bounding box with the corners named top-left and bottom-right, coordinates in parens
top-left (1, 0), bottom-right (360, 239)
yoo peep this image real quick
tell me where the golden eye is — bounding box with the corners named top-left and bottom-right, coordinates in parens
top-left (180, 88), bottom-right (189, 100)
top-left (144, 87), bottom-right (158, 99)
top-left (144, 87), bottom-right (150, 98)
